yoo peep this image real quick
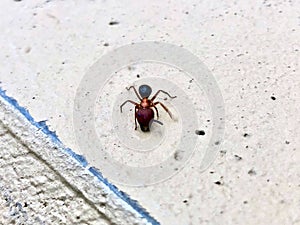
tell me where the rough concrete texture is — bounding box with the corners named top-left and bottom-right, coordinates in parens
top-left (0, 95), bottom-right (155, 224)
top-left (0, 0), bottom-right (300, 225)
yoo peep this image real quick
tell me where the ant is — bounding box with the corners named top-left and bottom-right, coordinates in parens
top-left (120, 84), bottom-right (177, 132)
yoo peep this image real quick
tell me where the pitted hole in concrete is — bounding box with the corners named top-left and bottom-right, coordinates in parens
top-left (108, 21), bottom-right (119, 26)
top-left (195, 130), bottom-right (205, 136)
top-left (234, 155), bottom-right (243, 161)
top-left (248, 168), bottom-right (257, 176)
top-left (214, 181), bottom-right (222, 185)
top-left (173, 151), bottom-right (184, 161)
top-left (243, 133), bottom-right (250, 137)
top-left (214, 141), bottom-right (220, 145)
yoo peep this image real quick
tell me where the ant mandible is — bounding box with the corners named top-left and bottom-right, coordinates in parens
top-left (120, 84), bottom-right (177, 132)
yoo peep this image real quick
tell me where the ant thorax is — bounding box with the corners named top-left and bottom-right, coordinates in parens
top-left (141, 98), bottom-right (151, 108)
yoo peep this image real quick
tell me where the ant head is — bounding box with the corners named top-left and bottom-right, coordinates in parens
top-left (139, 84), bottom-right (152, 98)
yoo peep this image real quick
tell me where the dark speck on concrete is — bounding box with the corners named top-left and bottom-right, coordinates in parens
top-left (25, 47), bottom-right (31, 53)
top-left (103, 43), bottom-right (109, 47)
top-left (248, 168), bottom-right (256, 176)
top-left (220, 150), bottom-right (226, 156)
top-left (109, 21), bottom-right (119, 26)
top-left (195, 130), bottom-right (205, 135)
top-left (243, 133), bottom-right (249, 137)
top-left (271, 96), bottom-right (276, 100)
top-left (174, 151), bottom-right (182, 161)
top-left (127, 66), bottom-right (134, 70)
top-left (214, 181), bottom-right (222, 185)
top-left (234, 154), bottom-right (242, 161)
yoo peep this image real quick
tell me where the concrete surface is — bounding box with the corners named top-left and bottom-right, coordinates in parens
top-left (0, 90), bottom-right (157, 224)
top-left (1, 0), bottom-right (300, 224)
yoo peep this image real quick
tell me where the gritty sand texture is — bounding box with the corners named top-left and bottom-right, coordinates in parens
top-left (0, 95), bottom-right (155, 224)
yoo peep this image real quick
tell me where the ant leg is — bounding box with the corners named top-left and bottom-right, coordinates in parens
top-left (151, 90), bottom-right (177, 101)
top-left (127, 86), bottom-right (142, 100)
top-left (134, 106), bottom-right (138, 130)
top-left (154, 102), bottom-right (173, 119)
top-left (120, 100), bottom-right (138, 112)
top-left (153, 105), bottom-right (159, 119)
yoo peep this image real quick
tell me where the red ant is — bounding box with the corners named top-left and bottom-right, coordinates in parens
top-left (120, 84), bottom-right (177, 132)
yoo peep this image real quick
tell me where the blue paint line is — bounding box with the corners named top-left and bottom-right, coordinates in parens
top-left (0, 89), bottom-right (61, 145)
top-left (89, 167), bottom-right (160, 225)
top-left (64, 148), bottom-right (89, 167)
top-left (0, 87), bottom-right (160, 225)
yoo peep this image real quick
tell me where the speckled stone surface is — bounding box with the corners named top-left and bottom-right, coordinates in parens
top-left (0, 128), bottom-right (109, 225)
top-left (0, 96), bottom-right (154, 224)
top-left (0, 0), bottom-right (299, 224)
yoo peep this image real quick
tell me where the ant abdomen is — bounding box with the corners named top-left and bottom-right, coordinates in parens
top-left (136, 108), bottom-right (154, 132)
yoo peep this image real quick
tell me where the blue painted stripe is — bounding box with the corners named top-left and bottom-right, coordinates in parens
top-left (0, 87), bottom-right (160, 225)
